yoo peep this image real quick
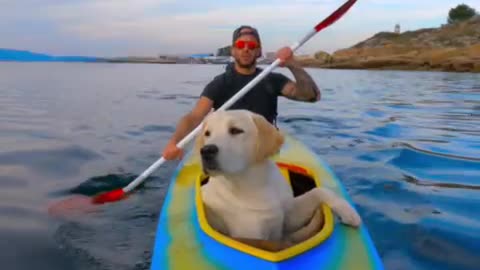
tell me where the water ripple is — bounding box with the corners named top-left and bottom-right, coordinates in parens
top-left (155, 93), bottom-right (198, 100)
top-left (1, 64), bottom-right (479, 270)
top-left (0, 146), bottom-right (103, 177)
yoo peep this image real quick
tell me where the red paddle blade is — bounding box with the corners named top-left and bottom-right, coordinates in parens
top-left (47, 189), bottom-right (127, 219)
top-left (91, 189), bottom-right (127, 204)
top-left (48, 195), bottom-right (97, 219)
top-left (315, 0), bottom-right (357, 32)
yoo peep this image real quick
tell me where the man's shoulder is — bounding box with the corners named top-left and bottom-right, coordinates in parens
top-left (205, 71), bottom-right (229, 88)
top-left (262, 70), bottom-right (291, 96)
top-left (213, 71), bottom-right (229, 80)
top-left (201, 70), bottom-right (230, 101)
top-left (265, 70), bottom-right (291, 86)
top-left (267, 70), bottom-right (290, 80)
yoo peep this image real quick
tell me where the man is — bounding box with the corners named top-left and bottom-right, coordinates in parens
top-left (162, 25), bottom-right (321, 160)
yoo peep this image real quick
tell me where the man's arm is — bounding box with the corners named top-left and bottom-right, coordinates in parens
top-left (168, 96), bottom-right (213, 145)
top-left (280, 59), bottom-right (321, 102)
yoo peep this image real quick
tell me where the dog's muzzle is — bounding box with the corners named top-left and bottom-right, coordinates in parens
top-left (200, 144), bottom-right (219, 170)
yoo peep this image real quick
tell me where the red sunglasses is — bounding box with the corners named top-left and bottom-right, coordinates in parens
top-left (234, 40), bottom-right (259, 50)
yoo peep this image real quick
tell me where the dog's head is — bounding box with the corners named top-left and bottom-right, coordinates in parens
top-left (195, 110), bottom-right (284, 175)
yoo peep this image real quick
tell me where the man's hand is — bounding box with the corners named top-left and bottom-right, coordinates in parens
top-left (276, 46), bottom-right (321, 102)
top-left (162, 139), bottom-right (184, 160)
top-left (276, 46), bottom-right (294, 67)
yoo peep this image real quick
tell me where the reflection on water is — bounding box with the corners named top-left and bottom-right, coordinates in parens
top-left (0, 63), bottom-right (479, 270)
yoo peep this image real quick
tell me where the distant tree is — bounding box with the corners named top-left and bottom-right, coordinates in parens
top-left (448, 4), bottom-right (477, 24)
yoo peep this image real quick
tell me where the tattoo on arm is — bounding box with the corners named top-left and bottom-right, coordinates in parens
top-left (282, 61), bottom-right (320, 102)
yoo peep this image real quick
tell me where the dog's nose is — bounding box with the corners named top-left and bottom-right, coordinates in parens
top-left (200, 144), bottom-right (219, 157)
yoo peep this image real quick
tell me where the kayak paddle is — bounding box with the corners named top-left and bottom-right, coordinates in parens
top-left (92, 0), bottom-right (359, 204)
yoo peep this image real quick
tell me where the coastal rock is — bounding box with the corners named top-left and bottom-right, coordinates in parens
top-left (298, 17), bottom-right (480, 73)
top-left (313, 51), bottom-right (333, 64)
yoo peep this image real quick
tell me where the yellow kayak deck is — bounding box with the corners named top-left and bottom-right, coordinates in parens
top-left (150, 133), bottom-right (384, 270)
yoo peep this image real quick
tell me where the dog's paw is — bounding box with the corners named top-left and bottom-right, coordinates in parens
top-left (330, 199), bottom-right (362, 228)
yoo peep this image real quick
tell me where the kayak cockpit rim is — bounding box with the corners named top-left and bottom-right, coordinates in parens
top-left (194, 161), bottom-right (335, 262)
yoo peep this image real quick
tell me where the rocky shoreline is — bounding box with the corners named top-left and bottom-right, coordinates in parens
top-left (296, 45), bottom-right (480, 73)
top-left (296, 17), bottom-right (480, 73)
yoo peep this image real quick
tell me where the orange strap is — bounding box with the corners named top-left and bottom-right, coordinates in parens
top-left (276, 162), bottom-right (308, 175)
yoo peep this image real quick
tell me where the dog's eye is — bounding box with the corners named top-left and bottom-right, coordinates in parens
top-left (205, 130), bottom-right (210, 137)
top-left (229, 127), bottom-right (244, 135)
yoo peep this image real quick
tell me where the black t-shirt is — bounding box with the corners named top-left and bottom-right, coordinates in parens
top-left (200, 65), bottom-right (290, 124)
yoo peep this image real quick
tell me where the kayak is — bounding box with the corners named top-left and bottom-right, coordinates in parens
top-left (150, 133), bottom-right (384, 270)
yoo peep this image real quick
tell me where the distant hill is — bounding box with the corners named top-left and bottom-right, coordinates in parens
top-left (297, 16), bottom-right (480, 73)
top-left (0, 48), bottom-right (101, 62)
top-left (0, 48), bottom-right (183, 64)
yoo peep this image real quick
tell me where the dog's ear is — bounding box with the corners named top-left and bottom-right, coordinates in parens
top-left (251, 113), bottom-right (284, 162)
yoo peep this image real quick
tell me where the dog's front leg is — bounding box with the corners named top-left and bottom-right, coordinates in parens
top-left (284, 187), bottom-right (361, 233)
top-left (284, 208), bottom-right (324, 244)
top-left (284, 188), bottom-right (325, 233)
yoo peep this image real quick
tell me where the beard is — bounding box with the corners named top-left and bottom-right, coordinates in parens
top-left (234, 55), bottom-right (257, 69)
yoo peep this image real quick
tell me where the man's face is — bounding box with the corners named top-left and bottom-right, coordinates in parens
top-left (231, 34), bottom-right (260, 69)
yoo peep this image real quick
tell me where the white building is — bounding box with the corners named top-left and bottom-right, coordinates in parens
top-left (394, 24), bottom-right (401, 34)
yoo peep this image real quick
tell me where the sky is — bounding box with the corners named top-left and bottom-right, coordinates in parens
top-left (1, 0), bottom-right (479, 57)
